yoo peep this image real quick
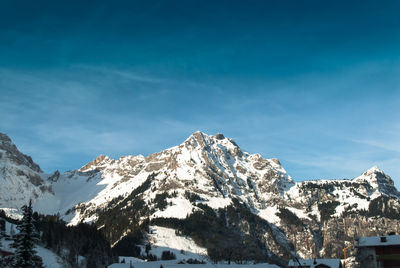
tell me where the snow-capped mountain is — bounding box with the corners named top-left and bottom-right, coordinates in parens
top-left (36, 131), bottom-right (295, 225)
top-left (1, 131), bottom-right (399, 265)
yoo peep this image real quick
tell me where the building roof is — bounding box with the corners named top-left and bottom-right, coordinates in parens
top-left (288, 259), bottom-right (341, 267)
top-left (357, 235), bottom-right (400, 247)
top-left (109, 262), bottom-right (280, 268)
top-left (0, 249), bottom-right (14, 257)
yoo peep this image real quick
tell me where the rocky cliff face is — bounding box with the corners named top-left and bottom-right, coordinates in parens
top-left (0, 133), bottom-right (53, 210)
top-left (1, 131), bottom-right (399, 265)
top-left (279, 167), bottom-right (400, 261)
top-left (0, 133), bottom-right (42, 173)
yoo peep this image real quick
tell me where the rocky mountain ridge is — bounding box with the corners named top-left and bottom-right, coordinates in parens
top-left (0, 133), bottom-right (53, 210)
top-left (1, 131), bottom-right (399, 265)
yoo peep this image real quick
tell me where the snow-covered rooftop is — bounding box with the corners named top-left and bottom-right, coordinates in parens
top-left (109, 261), bottom-right (280, 268)
top-left (357, 235), bottom-right (400, 247)
top-left (287, 258), bottom-right (341, 267)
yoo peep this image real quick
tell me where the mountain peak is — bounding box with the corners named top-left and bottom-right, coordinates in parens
top-left (354, 166), bottom-right (399, 198)
top-left (188, 130), bottom-right (209, 140)
top-left (356, 165), bottom-right (389, 182)
top-left (364, 165), bottom-right (384, 174)
top-left (0, 132), bottom-right (12, 143)
top-left (0, 133), bottom-right (42, 173)
top-left (187, 131), bottom-right (229, 140)
top-left (215, 133), bottom-right (225, 140)
top-left (184, 131), bottom-right (241, 154)
top-left (80, 154), bottom-right (111, 171)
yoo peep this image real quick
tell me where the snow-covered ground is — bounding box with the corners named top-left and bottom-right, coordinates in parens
top-left (146, 226), bottom-right (207, 261)
top-left (110, 226), bottom-right (280, 268)
top-left (152, 197), bottom-right (194, 219)
top-left (257, 206), bottom-right (280, 225)
top-left (35, 246), bottom-right (64, 268)
top-left (119, 256), bottom-right (146, 263)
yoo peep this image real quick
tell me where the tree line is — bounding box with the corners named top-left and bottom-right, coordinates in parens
top-left (0, 201), bottom-right (115, 268)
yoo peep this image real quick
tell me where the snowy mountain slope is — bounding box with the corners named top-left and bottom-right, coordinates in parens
top-left (34, 131), bottom-right (294, 226)
top-left (44, 131), bottom-right (398, 230)
top-left (353, 166), bottom-right (400, 198)
top-left (274, 167), bottom-right (400, 259)
top-left (283, 165), bottom-right (400, 221)
top-left (43, 131), bottom-right (398, 263)
top-left (1, 131), bottom-right (400, 264)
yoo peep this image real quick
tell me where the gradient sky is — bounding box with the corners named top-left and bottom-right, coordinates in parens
top-left (1, 0), bottom-right (399, 186)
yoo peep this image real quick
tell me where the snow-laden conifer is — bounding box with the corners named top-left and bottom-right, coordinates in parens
top-left (0, 221), bottom-right (4, 268)
top-left (11, 200), bottom-right (40, 268)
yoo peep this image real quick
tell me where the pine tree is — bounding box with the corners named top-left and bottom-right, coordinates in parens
top-left (0, 221), bottom-right (5, 268)
top-left (0, 225), bottom-right (4, 268)
top-left (11, 200), bottom-right (40, 268)
top-left (0, 220), bottom-right (4, 247)
top-left (9, 225), bottom-right (15, 238)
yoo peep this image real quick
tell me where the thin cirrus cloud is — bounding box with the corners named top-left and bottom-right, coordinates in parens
top-left (0, 0), bottom-right (399, 186)
top-left (0, 65), bottom-right (399, 188)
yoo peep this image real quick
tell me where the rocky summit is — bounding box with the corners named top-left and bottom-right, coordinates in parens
top-left (1, 131), bottom-right (399, 266)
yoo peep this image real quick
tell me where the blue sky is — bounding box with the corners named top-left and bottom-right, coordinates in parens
top-left (1, 0), bottom-right (399, 186)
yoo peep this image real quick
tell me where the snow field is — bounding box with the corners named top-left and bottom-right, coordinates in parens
top-left (146, 226), bottom-right (207, 260)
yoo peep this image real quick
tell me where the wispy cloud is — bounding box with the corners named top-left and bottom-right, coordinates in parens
top-left (352, 139), bottom-right (400, 154)
top-left (73, 65), bottom-right (166, 84)
top-left (1, 64), bottom-right (399, 189)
